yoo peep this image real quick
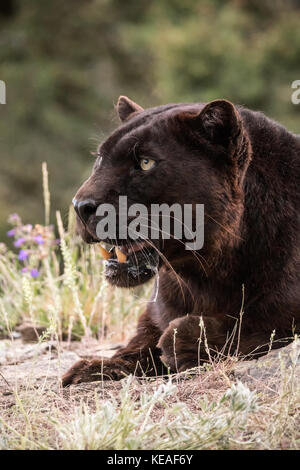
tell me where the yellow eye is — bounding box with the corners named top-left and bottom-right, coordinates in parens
top-left (140, 157), bottom-right (155, 171)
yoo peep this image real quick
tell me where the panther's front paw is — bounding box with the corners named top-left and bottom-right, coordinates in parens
top-left (62, 358), bottom-right (130, 386)
top-left (158, 316), bottom-right (204, 373)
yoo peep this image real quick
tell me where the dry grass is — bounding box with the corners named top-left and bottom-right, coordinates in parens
top-left (0, 338), bottom-right (299, 450)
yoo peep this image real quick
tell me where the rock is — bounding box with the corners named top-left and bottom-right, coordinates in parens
top-left (0, 326), bottom-right (20, 340)
top-left (231, 339), bottom-right (299, 392)
top-left (17, 322), bottom-right (47, 343)
top-left (0, 339), bottom-right (57, 365)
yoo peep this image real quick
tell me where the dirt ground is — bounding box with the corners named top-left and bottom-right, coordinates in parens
top-left (0, 334), bottom-right (299, 450)
top-left (0, 338), bottom-right (125, 412)
top-left (0, 334), bottom-right (298, 410)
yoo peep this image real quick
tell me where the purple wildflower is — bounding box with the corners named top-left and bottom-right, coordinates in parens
top-left (8, 213), bottom-right (20, 224)
top-left (18, 249), bottom-right (28, 261)
top-left (21, 267), bottom-right (28, 273)
top-left (33, 235), bottom-right (44, 245)
top-left (24, 224), bottom-right (33, 232)
top-left (30, 268), bottom-right (39, 278)
top-left (7, 229), bottom-right (16, 237)
top-left (14, 237), bottom-right (26, 247)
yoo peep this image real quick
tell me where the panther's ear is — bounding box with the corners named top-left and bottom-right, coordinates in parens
top-left (178, 99), bottom-right (243, 151)
top-left (116, 96), bottom-right (144, 122)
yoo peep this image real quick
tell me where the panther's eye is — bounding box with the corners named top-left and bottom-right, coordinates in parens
top-left (139, 157), bottom-right (155, 171)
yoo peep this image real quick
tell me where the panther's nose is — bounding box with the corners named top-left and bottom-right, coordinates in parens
top-left (72, 198), bottom-right (97, 225)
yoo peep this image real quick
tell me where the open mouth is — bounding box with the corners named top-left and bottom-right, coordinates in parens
top-left (97, 240), bottom-right (159, 287)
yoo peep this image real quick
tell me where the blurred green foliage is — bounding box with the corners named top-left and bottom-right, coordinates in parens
top-left (0, 0), bottom-right (299, 239)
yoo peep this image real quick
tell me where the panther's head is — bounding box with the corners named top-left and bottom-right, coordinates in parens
top-left (73, 96), bottom-right (251, 288)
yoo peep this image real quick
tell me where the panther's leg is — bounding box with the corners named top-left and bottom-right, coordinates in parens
top-left (62, 310), bottom-right (165, 386)
top-left (158, 314), bottom-right (289, 373)
top-left (158, 315), bottom-right (227, 372)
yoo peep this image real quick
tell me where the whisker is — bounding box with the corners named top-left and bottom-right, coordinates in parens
top-left (131, 223), bottom-right (195, 304)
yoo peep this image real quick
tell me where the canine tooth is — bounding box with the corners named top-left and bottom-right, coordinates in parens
top-left (115, 246), bottom-right (127, 263)
top-left (98, 244), bottom-right (112, 260)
